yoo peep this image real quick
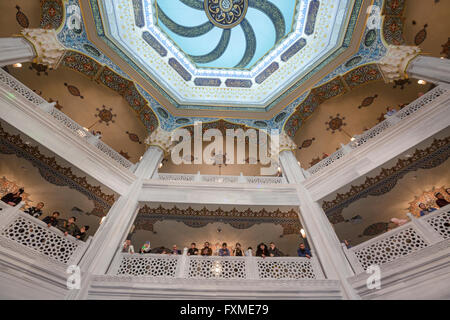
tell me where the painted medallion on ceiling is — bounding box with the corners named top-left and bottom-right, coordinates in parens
top-left (204, 0), bottom-right (248, 29)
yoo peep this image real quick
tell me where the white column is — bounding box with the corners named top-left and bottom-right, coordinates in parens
top-left (278, 150), bottom-right (303, 184)
top-left (0, 37), bottom-right (35, 67)
top-left (407, 56), bottom-right (450, 84)
top-left (66, 146), bottom-right (164, 299)
top-left (66, 127), bottom-right (173, 299)
top-left (279, 150), bottom-right (360, 300)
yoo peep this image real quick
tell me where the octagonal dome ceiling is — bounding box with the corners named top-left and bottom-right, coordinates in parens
top-left (93, 0), bottom-right (356, 108)
top-left (57, 0), bottom-right (386, 131)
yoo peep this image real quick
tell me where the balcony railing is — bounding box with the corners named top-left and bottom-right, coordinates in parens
top-left (0, 201), bottom-right (9, 212)
top-left (342, 205), bottom-right (450, 274)
top-left (0, 203), bottom-right (91, 265)
top-left (109, 252), bottom-right (324, 280)
top-left (156, 173), bottom-right (287, 184)
top-left (0, 68), bottom-right (133, 169)
top-left (307, 85), bottom-right (449, 176)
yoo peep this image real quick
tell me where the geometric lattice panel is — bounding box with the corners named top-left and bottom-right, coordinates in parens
top-left (353, 227), bottom-right (429, 270)
top-left (0, 216), bottom-right (79, 264)
top-left (424, 210), bottom-right (450, 240)
top-left (187, 257), bottom-right (246, 279)
top-left (116, 255), bottom-right (179, 277)
top-left (257, 259), bottom-right (317, 280)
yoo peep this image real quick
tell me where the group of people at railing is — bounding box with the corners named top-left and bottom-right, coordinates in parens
top-left (421, 189), bottom-right (450, 214)
top-left (342, 188), bottom-right (450, 258)
top-left (122, 240), bottom-right (313, 258)
top-left (400, 189), bottom-right (449, 223)
top-left (1, 188), bottom-right (90, 241)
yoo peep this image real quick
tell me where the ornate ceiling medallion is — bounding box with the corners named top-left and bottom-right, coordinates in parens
top-left (204, 0), bottom-right (248, 29)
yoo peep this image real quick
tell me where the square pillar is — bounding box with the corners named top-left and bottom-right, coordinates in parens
top-left (279, 150), bottom-right (360, 299)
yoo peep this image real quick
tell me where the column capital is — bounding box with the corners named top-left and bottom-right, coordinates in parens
top-left (278, 131), bottom-right (297, 153)
top-left (20, 28), bottom-right (66, 69)
top-left (378, 45), bottom-right (422, 83)
top-left (144, 127), bottom-right (174, 155)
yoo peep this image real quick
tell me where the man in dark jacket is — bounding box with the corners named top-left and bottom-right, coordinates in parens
top-left (74, 225), bottom-right (89, 241)
top-left (42, 211), bottom-right (60, 227)
top-left (268, 242), bottom-right (284, 257)
top-left (171, 244), bottom-right (181, 255)
top-left (59, 216), bottom-right (79, 237)
top-left (24, 202), bottom-right (44, 218)
top-left (297, 243), bottom-right (312, 259)
top-left (187, 243), bottom-right (199, 256)
top-left (201, 242), bottom-right (212, 256)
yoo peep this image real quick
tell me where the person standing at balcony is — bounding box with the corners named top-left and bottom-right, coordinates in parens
top-left (213, 242), bottom-right (221, 256)
top-left (91, 130), bottom-right (102, 139)
top-left (187, 243), bottom-right (199, 256)
top-left (297, 243), bottom-right (312, 259)
top-left (24, 202), bottom-right (44, 218)
top-left (256, 243), bottom-right (269, 258)
top-left (42, 211), bottom-right (60, 228)
top-left (268, 242), bottom-right (283, 257)
top-left (245, 247), bottom-right (253, 256)
top-left (200, 242), bottom-right (212, 256)
top-left (418, 203), bottom-right (437, 216)
top-left (171, 245), bottom-right (181, 255)
top-left (75, 225), bottom-right (90, 241)
top-left (343, 240), bottom-right (352, 249)
top-left (59, 217), bottom-right (80, 237)
top-left (1, 187), bottom-right (24, 207)
top-left (122, 239), bottom-right (135, 254)
top-left (218, 243), bottom-right (230, 256)
top-left (233, 243), bottom-right (243, 256)
top-left (435, 193), bottom-right (450, 208)
top-left (140, 241), bottom-right (151, 254)
top-left (385, 107), bottom-right (397, 117)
